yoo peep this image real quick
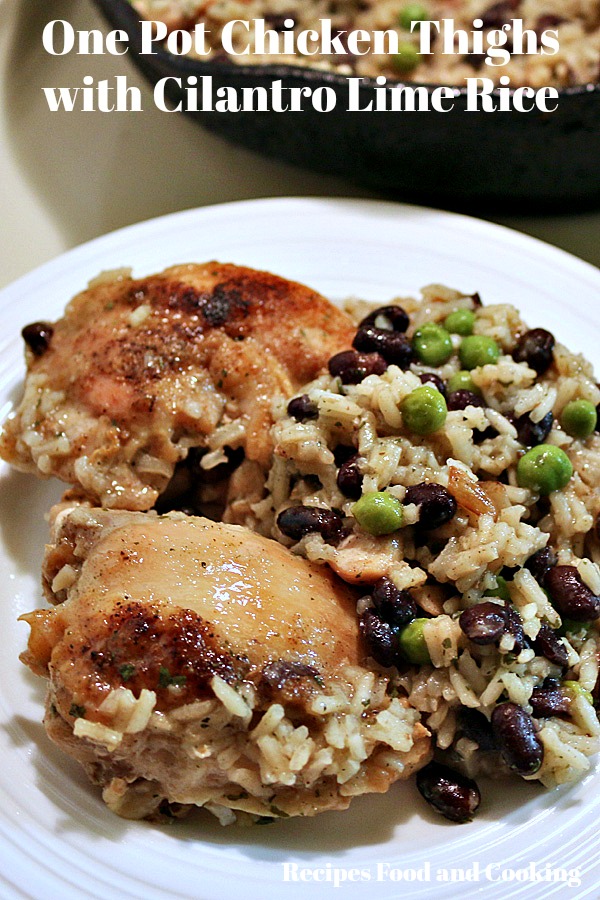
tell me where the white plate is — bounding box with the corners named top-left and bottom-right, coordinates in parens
top-left (1, 198), bottom-right (599, 900)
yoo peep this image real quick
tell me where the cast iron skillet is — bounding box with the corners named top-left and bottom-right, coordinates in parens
top-left (93, 0), bottom-right (600, 212)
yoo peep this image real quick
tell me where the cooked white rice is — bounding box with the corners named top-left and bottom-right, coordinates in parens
top-left (253, 283), bottom-right (600, 792)
top-left (60, 664), bottom-right (425, 822)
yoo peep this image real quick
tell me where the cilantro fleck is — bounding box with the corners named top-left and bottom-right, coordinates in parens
top-left (119, 663), bottom-right (136, 682)
top-left (158, 666), bottom-right (187, 688)
top-left (69, 703), bottom-right (85, 719)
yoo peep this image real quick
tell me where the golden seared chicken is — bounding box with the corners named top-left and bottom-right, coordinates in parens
top-left (22, 506), bottom-right (430, 823)
top-left (1, 263), bottom-right (355, 511)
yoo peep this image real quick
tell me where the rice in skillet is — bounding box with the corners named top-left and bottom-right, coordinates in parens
top-left (132, 0), bottom-right (600, 88)
top-left (250, 284), bottom-right (600, 802)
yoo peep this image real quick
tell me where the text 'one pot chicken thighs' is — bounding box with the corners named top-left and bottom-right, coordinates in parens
top-left (22, 507), bottom-right (430, 823)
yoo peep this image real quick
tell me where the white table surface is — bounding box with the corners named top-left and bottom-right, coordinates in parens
top-left (1, 0), bottom-right (599, 294)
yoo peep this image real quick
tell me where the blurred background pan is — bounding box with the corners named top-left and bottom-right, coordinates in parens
top-left (93, 0), bottom-right (600, 212)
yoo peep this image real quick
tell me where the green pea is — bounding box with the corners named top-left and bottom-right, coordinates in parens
top-left (401, 384), bottom-right (447, 435)
top-left (398, 618), bottom-right (431, 664)
top-left (444, 308), bottom-right (476, 336)
top-left (459, 334), bottom-right (500, 369)
top-left (392, 42), bottom-right (420, 73)
top-left (483, 575), bottom-right (511, 603)
top-left (412, 322), bottom-right (453, 366)
top-left (398, 2), bottom-right (429, 30)
top-left (516, 444), bottom-right (573, 495)
top-left (563, 680), bottom-right (594, 706)
top-left (446, 370), bottom-right (480, 394)
top-left (352, 491), bottom-right (404, 535)
top-left (560, 399), bottom-right (597, 440)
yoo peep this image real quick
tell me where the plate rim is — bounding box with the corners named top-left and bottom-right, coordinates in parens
top-left (1, 197), bottom-right (600, 304)
top-left (0, 196), bottom-right (599, 900)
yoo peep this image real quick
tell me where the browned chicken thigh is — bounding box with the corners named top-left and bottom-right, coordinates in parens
top-left (1, 263), bottom-right (355, 510)
top-left (22, 505), bottom-right (430, 823)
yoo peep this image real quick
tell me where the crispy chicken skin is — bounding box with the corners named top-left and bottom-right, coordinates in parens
top-left (1, 263), bottom-right (355, 510)
top-left (22, 506), bottom-right (430, 823)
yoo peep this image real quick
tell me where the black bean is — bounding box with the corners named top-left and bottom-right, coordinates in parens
top-left (525, 547), bottom-right (557, 585)
top-left (447, 390), bottom-right (485, 411)
top-left (287, 394), bottom-right (318, 421)
top-left (277, 506), bottom-right (345, 545)
top-left (371, 576), bottom-right (417, 629)
top-left (336, 454), bottom-right (363, 500)
top-left (515, 411), bottom-right (554, 447)
top-left (513, 328), bottom-right (556, 375)
top-left (328, 349), bottom-right (387, 384)
top-left (532, 623), bottom-right (569, 668)
top-left (359, 305), bottom-right (409, 333)
top-left (419, 372), bottom-right (447, 398)
top-left (416, 762), bottom-right (481, 824)
top-left (504, 605), bottom-right (527, 655)
top-left (491, 702), bottom-right (544, 776)
top-left (352, 326), bottom-right (414, 368)
top-left (457, 708), bottom-right (497, 751)
top-left (459, 602), bottom-right (507, 645)
top-left (405, 483), bottom-right (457, 530)
top-left (545, 565), bottom-right (600, 622)
top-left (21, 321), bottom-right (54, 356)
top-left (359, 609), bottom-right (397, 668)
top-left (530, 685), bottom-right (570, 719)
